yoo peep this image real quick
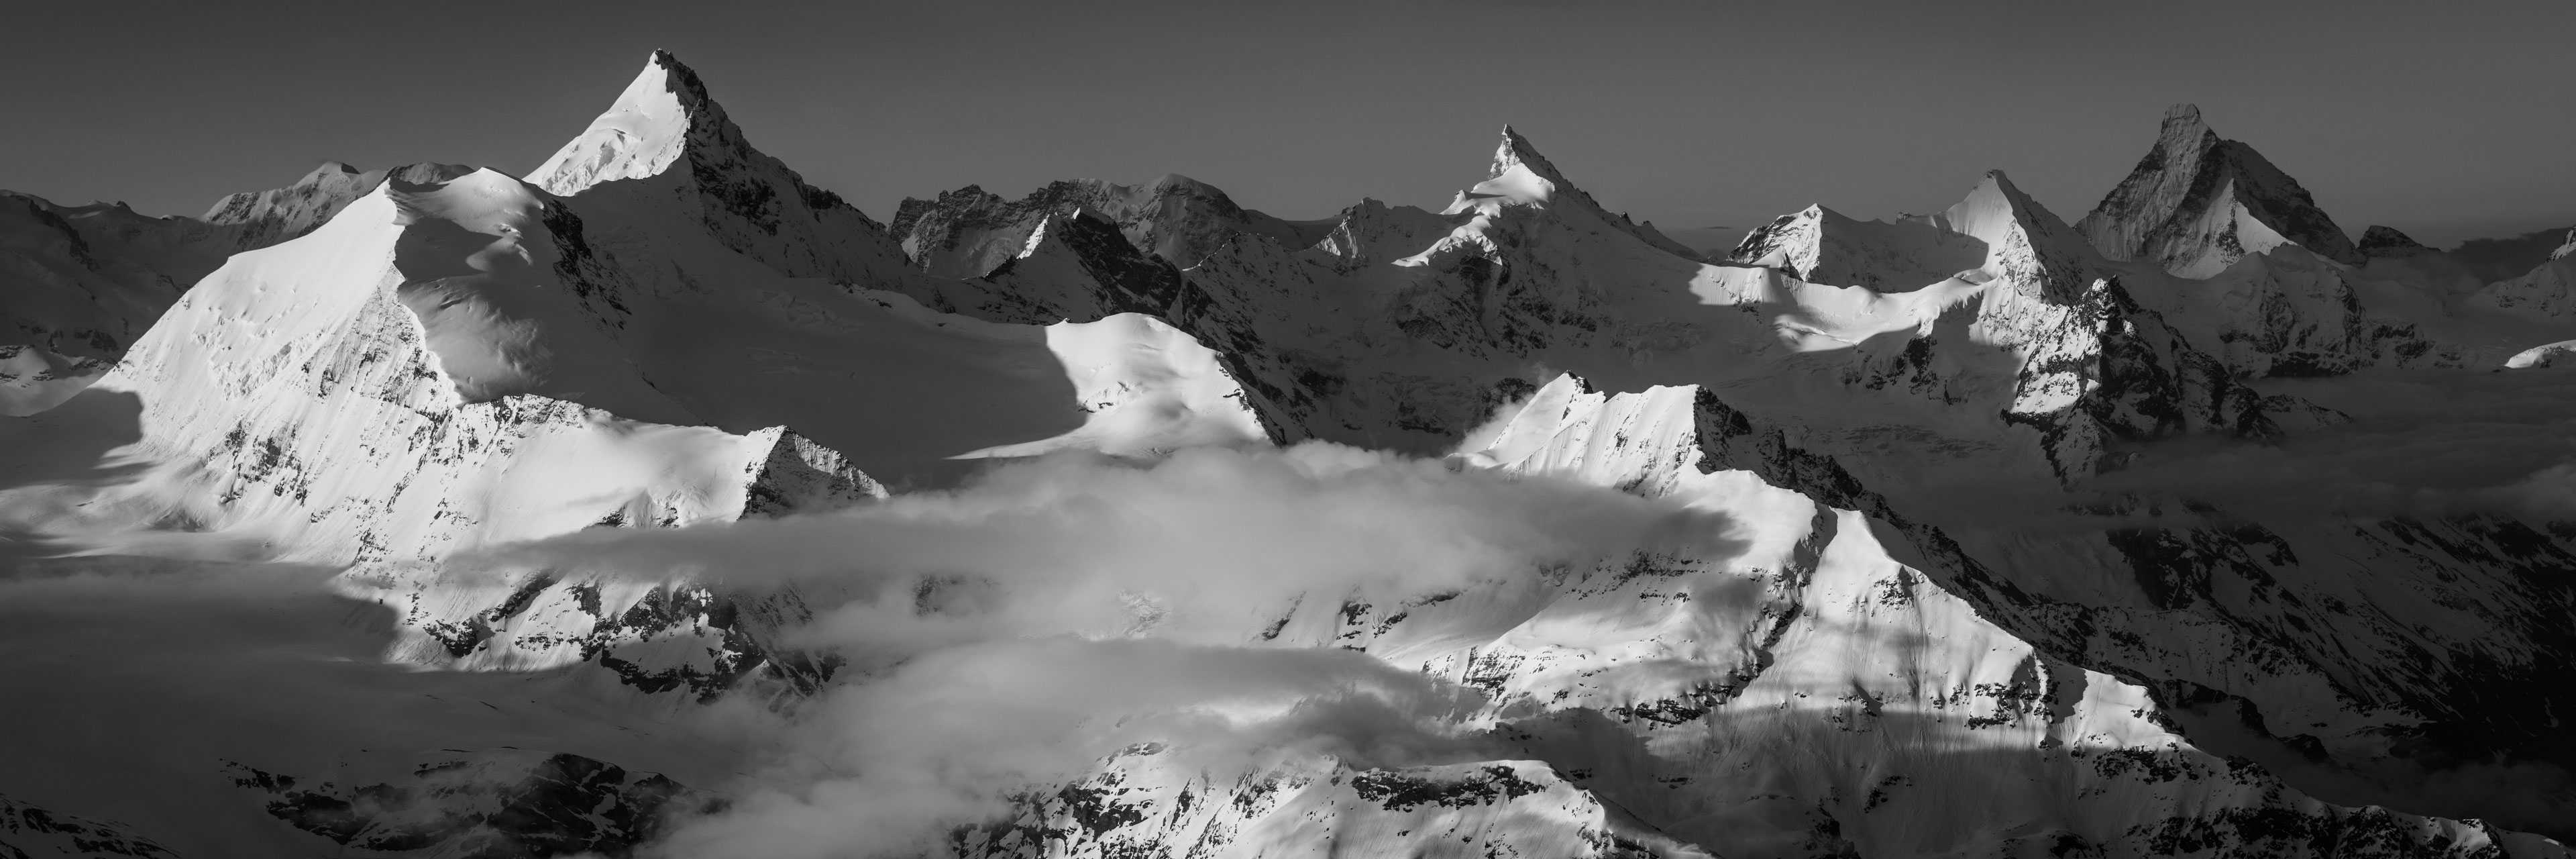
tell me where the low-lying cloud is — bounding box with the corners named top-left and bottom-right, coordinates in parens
top-left (458, 442), bottom-right (1742, 857)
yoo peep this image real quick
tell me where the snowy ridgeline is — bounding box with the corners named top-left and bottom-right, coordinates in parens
top-left (2, 49), bottom-right (2574, 858)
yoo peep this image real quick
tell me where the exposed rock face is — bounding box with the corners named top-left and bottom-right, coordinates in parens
top-left (888, 173), bottom-right (1335, 280)
top-left (898, 125), bottom-right (2576, 847)
top-left (2358, 224), bottom-right (2434, 257)
top-left (527, 49), bottom-right (912, 285)
top-left (41, 56), bottom-right (1263, 706)
top-left (898, 207), bottom-right (1195, 324)
top-left (224, 752), bottom-right (714, 858)
top-left (1726, 203), bottom-right (1991, 291)
top-left (80, 183), bottom-right (885, 689)
top-left (1, 795), bottom-right (180, 858)
top-left (2078, 104), bottom-right (2363, 276)
top-left (2139, 242), bottom-right (2455, 377)
top-left (10, 53), bottom-right (2576, 859)
top-left (202, 161), bottom-right (476, 250)
top-left (949, 374), bottom-right (2558, 856)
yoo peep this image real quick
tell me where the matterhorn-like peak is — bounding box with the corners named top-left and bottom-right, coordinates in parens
top-left (1491, 124), bottom-right (1559, 182)
top-left (1938, 170), bottom-right (2053, 244)
top-left (2159, 102), bottom-right (2212, 145)
top-left (1454, 124), bottom-right (1564, 208)
top-left (1435, 125), bottom-right (1705, 260)
top-left (2077, 103), bottom-right (2362, 276)
top-left (1938, 169), bottom-right (2092, 297)
top-left (523, 50), bottom-right (909, 283)
top-left (527, 50), bottom-right (722, 197)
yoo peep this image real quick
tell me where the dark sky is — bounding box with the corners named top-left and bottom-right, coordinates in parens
top-left (5, 0), bottom-right (2569, 248)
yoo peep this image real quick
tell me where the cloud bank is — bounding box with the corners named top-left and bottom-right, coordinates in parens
top-left (460, 443), bottom-right (1741, 857)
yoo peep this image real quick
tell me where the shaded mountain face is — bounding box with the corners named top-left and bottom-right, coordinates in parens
top-left (3, 52), bottom-right (2575, 859)
top-left (526, 49), bottom-right (912, 286)
top-left (2448, 225), bottom-right (2576, 281)
top-left (888, 173), bottom-right (1339, 281)
top-left (2359, 224), bottom-right (2434, 257)
top-left (1724, 203), bottom-right (1992, 291)
top-left (2078, 104), bottom-right (2364, 277)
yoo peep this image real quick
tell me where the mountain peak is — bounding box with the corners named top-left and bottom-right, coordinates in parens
top-left (1939, 168), bottom-right (2090, 297)
top-left (2161, 103), bottom-right (2207, 132)
top-left (1491, 124), bottom-right (1560, 184)
top-left (2358, 224), bottom-right (2432, 256)
top-left (1977, 168), bottom-right (2030, 200)
top-left (644, 48), bottom-right (715, 112)
top-left (1446, 125), bottom-right (1704, 260)
top-left (525, 50), bottom-right (908, 283)
top-left (526, 50), bottom-right (734, 197)
top-left (2076, 104), bottom-right (2361, 276)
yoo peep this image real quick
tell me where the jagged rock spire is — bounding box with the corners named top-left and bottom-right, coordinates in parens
top-left (2076, 103), bottom-right (2361, 277)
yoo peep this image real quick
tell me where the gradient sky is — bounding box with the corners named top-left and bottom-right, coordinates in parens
top-left (5, 0), bottom-right (2569, 248)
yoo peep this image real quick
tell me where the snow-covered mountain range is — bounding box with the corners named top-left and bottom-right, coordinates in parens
top-left (3, 50), bottom-right (2572, 858)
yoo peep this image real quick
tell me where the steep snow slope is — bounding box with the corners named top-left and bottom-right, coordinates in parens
top-left (15, 52), bottom-right (1267, 706)
top-left (201, 160), bottom-right (476, 248)
top-left (515, 52), bottom-right (1269, 476)
top-left (906, 124), bottom-right (2576, 842)
top-left (951, 375), bottom-right (2559, 857)
top-left (0, 163), bottom-right (473, 414)
top-left (50, 175), bottom-right (885, 697)
top-left (2078, 104), bottom-right (2363, 276)
top-left (6, 49), bottom-right (2573, 859)
top-left (527, 49), bottom-right (911, 284)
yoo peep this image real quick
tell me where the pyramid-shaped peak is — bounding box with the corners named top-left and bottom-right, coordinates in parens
top-left (2358, 225), bottom-right (2432, 256)
top-left (1977, 169), bottom-right (2029, 198)
top-left (2076, 103), bottom-right (2359, 273)
top-left (1946, 170), bottom-right (2072, 239)
top-left (1953, 170), bottom-right (2065, 229)
top-left (2156, 103), bottom-right (2219, 154)
top-left (527, 50), bottom-right (743, 197)
top-left (527, 50), bottom-right (909, 283)
top-left (1492, 125), bottom-right (1562, 182)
